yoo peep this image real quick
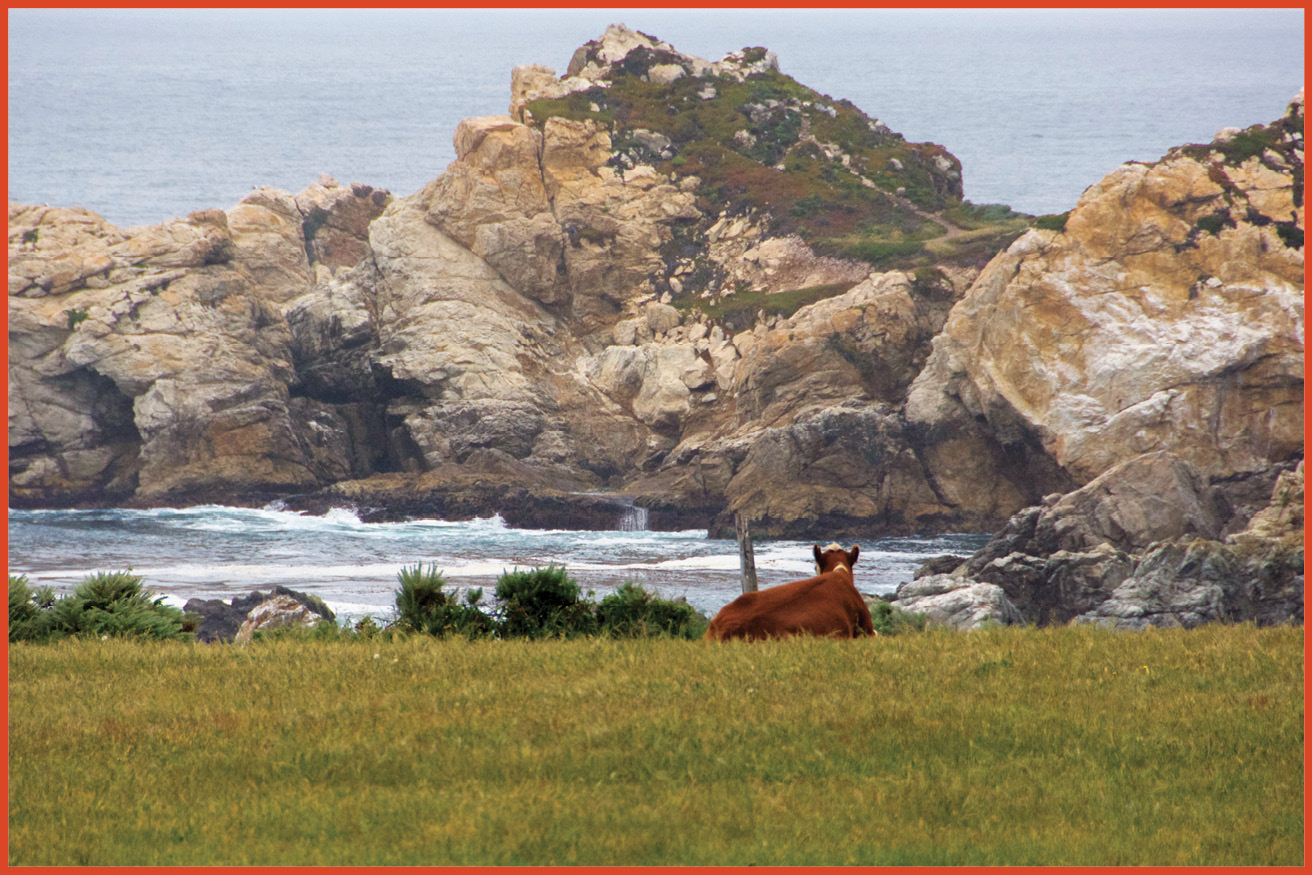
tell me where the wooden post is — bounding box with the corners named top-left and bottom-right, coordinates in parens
top-left (735, 512), bottom-right (758, 594)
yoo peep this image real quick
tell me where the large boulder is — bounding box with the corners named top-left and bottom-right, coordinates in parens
top-left (887, 574), bottom-right (1024, 630)
top-left (233, 594), bottom-right (331, 644)
top-left (183, 586), bottom-right (336, 643)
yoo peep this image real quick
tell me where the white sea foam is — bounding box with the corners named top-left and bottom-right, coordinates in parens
top-left (10, 504), bottom-right (990, 614)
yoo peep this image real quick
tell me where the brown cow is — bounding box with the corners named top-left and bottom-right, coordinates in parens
top-left (704, 543), bottom-right (876, 641)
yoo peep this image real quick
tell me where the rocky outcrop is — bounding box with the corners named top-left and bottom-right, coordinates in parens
top-left (233, 594), bottom-right (329, 644)
top-left (888, 575), bottom-right (1024, 630)
top-left (8, 179), bottom-right (390, 507)
top-left (917, 455), bottom-right (1303, 629)
top-left (1071, 462), bottom-right (1304, 629)
top-left (183, 585), bottom-right (336, 643)
top-left (906, 91), bottom-right (1305, 521)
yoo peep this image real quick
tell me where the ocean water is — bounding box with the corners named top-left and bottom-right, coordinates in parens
top-left (7, 506), bottom-right (990, 626)
top-left (7, 8), bottom-right (1304, 225)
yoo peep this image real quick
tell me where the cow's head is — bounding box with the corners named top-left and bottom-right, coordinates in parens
top-left (814, 542), bottom-right (860, 576)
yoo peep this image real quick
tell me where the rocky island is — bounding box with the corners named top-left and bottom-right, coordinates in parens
top-left (8, 25), bottom-right (1303, 629)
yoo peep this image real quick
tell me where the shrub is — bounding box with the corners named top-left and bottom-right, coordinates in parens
top-left (1032, 212), bottom-right (1070, 233)
top-left (9, 575), bottom-right (55, 642)
top-left (395, 564), bottom-right (497, 638)
top-left (20, 571), bottom-right (198, 642)
top-left (392, 565), bottom-right (711, 641)
top-left (835, 238), bottom-right (925, 265)
top-left (597, 582), bottom-right (708, 639)
top-left (870, 599), bottom-right (928, 635)
top-left (496, 565), bottom-right (598, 638)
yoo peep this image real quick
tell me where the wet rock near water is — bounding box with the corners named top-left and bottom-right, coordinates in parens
top-left (894, 457), bottom-right (1303, 630)
top-left (183, 585), bottom-right (336, 643)
top-left (890, 574), bottom-right (1025, 631)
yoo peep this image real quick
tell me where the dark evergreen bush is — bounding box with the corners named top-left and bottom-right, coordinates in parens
top-left (395, 564), bottom-right (497, 638)
top-left (10, 571), bottom-right (196, 642)
top-left (9, 575), bottom-right (55, 642)
top-left (495, 565), bottom-right (598, 638)
top-left (597, 582), bottom-right (707, 639)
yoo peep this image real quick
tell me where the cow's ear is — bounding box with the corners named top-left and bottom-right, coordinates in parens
top-left (848, 545), bottom-right (860, 566)
top-left (813, 544), bottom-right (824, 566)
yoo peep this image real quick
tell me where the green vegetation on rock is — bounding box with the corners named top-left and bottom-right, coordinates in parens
top-left (523, 49), bottom-right (1033, 276)
top-left (670, 280), bottom-right (859, 326)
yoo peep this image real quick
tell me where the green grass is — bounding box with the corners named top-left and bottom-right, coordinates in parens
top-left (8, 624), bottom-right (1302, 865)
top-left (671, 280), bottom-right (859, 324)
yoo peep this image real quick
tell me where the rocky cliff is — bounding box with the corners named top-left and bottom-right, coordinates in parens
top-left (8, 25), bottom-right (1305, 588)
top-left (906, 91), bottom-right (1305, 515)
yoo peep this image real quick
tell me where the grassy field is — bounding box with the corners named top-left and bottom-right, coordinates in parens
top-left (8, 624), bottom-right (1303, 866)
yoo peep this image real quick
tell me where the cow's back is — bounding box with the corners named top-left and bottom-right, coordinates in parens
top-left (704, 573), bottom-right (871, 641)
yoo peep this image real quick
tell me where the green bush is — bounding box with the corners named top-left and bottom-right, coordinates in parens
top-left (597, 582), bottom-right (708, 639)
top-left (870, 599), bottom-right (928, 635)
top-left (1032, 212), bottom-right (1070, 233)
top-left (9, 575), bottom-right (56, 642)
top-left (395, 564), bottom-right (497, 638)
top-left (9, 571), bottom-right (196, 643)
top-left (391, 565), bottom-right (714, 642)
top-left (496, 565), bottom-right (598, 638)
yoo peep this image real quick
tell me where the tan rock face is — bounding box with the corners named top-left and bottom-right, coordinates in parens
top-left (731, 271), bottom-right (951, 426)
top-left (7, 179), bottom-right (383, 505)
top-left (233, 594), bottom-right (322, 644)
top-left (424, 116), bottom-right (564, 303)
top-left (295, 178), bottom-right (392, 274)
top-left (907, 94), bottom-right (1305, 518)
top-left (421, 113), bottom-right (700, 318)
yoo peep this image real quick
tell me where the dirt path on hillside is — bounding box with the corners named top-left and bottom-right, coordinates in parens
top-left (786, 114), bottom-right (966, 240)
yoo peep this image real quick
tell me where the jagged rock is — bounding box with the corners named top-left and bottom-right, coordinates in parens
top-left (233, 594), bottom-right (328, 644)
top-left (955, 454), bottom-right (1302, 627)
top-left (294, 179), bottom-right (391, 273)
top-left (914, 554), bottom-right (968, 578)
top-left (963, 452), bottom-right (1237, 572)
top-left (888, 574), bottom-right (1024, 630)
top-left (284, 269), bottom-right (377, 401)
top-left (226, 187), bottom-right (312, 303)
top-left (906, 92), bottom-right (1304, 521)
top-left (367, 188), bottom-right (557, 404)
top-left (6, 200), bottom-right (335, 505)
top-left (183, 586), bottom-right (336, 643)
top-left (718, 404), bottom-right (950, 538)
top-left (645, 301), bottom-right (681, 334)
top-left (588, 342), bottom-right (712, 431)
top-left (731, 271), bottom-right (955, 424)
top-left (1073, 461), bottom-right (1304, 629)
top-left (424, 116), bottom-right (565, 303)
top-left (400, 400), bottom-right (548, 466)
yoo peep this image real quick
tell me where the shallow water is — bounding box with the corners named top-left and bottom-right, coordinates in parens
top-left (7, 505), bottom-right (991, 625)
